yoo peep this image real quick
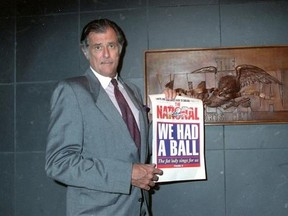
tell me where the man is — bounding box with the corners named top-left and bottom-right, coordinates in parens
top-left (45, 19), bottom-right (176, 215)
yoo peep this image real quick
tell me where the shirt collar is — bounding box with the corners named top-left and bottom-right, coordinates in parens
top-left (90, 66), bottom-right (118, 89)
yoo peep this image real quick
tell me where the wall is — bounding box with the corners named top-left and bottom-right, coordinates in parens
top-left (0, 0), bottom-right (288, 215)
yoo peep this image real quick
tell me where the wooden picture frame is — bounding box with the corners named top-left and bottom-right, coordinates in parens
top-left (145, 46), bottom-right (288, 125)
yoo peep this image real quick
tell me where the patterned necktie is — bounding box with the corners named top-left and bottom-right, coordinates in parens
top-left (111, 79), bottom-right (141, 149)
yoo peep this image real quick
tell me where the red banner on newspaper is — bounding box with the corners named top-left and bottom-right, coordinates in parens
top-left (149, 94), bottom-right (206, 182)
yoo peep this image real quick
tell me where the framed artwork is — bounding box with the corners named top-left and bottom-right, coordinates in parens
top-left (144, 46), bottom-right (288, 125)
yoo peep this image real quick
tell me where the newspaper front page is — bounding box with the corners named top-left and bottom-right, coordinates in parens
top-left (149, 94), bottom-right (206, 182)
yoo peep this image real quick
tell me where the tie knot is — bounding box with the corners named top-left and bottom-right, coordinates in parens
top-left (111, 79), bottom-right (118, 87)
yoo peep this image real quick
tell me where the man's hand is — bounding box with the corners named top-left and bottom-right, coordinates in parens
top-left (163, 88), bottom-right (177, 100)
top-left (131, 164), bottom-right (163, 191)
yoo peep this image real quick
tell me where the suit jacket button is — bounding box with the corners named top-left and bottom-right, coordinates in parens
top-left (138, 198), bottom-right (143, 202)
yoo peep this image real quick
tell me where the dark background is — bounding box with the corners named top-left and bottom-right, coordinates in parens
top-left (1, 0), bottom-right (288, 215)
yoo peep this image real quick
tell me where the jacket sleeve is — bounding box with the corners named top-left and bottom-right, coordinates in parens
top-left (45, 81), bottom-right (132, 194)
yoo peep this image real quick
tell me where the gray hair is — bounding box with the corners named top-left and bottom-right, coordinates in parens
top-left (80, 19), bottom-right (126, 52)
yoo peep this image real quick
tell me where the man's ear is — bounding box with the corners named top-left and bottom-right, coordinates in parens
top-left (81, 47), bottom-right (89, 60)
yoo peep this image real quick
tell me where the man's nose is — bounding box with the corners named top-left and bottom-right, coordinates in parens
top-left (103, 46), bottom-right (110, 58)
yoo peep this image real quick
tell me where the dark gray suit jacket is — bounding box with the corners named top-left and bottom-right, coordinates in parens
top-left (45, 69), bottom-right (151, 216)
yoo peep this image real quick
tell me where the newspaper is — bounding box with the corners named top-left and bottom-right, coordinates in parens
top-left (149, 94), bottom-right (206, 182)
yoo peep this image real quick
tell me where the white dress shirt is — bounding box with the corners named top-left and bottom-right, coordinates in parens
top-left (90, 67), bottom-right (140, 128)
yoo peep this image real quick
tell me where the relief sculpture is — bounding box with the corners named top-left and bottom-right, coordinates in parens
top-left (145, 46), bottom-right (288, 124)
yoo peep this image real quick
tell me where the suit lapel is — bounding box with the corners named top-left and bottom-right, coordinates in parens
top-left (119, 78), bottom-right (149, 162)
top-left (84, 69), bottom-right (147, 162)
top-left (85, 69), bottom-right (135, 136)
top-left (84, 69), bottom-right (127, 129)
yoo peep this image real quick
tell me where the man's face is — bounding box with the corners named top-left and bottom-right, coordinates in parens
top-left (85, 27), bottom-right (121, 78)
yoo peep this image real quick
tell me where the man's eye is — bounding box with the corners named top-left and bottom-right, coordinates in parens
top-left (109, 43), bottom-right (116, 49)
top-left (95, 46), bottom-right (102, 50)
